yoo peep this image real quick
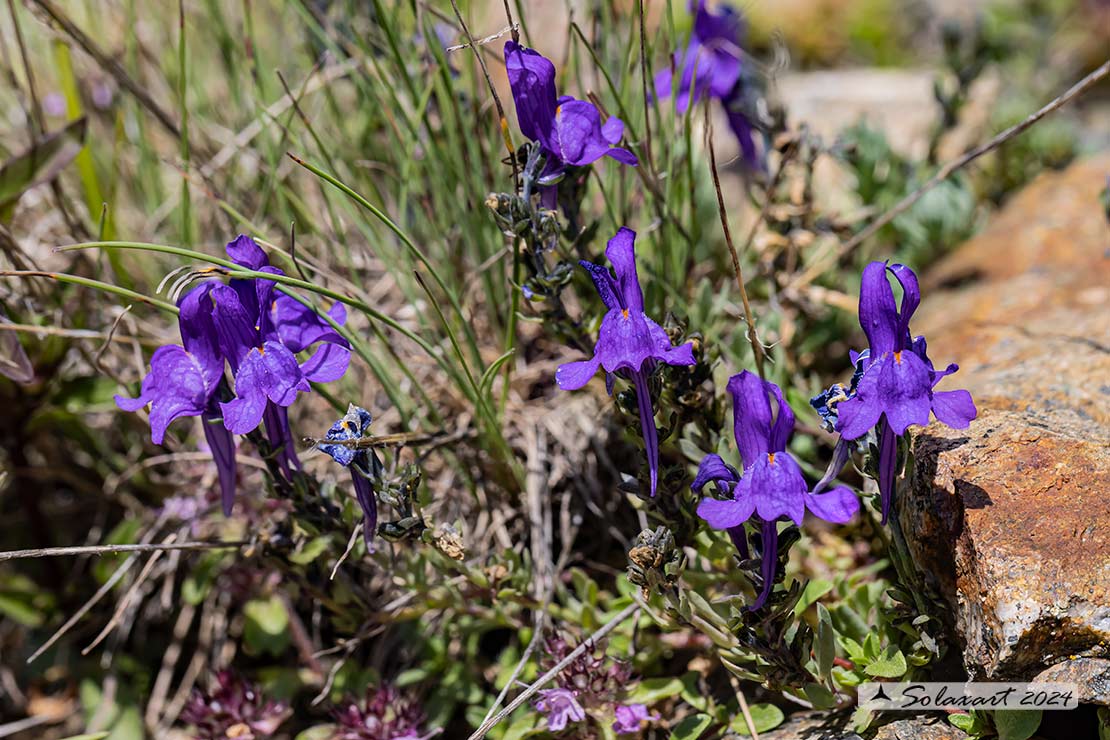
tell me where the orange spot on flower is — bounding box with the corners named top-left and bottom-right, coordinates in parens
top-left (894, 351), bottom-right (903, 364)
top-left (555, 105), bottom-right (562, 117)
top-left (621, 309), bottom-right (630, 319)
top-left (767, 453), bottom-right (776, 465)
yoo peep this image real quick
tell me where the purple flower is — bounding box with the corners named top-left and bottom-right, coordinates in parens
top-left (214, 236), bottom-right (350, 442)
top-left (180, 671), bottom-right (290, 740)
top-left (116, 234), bottom-right (351, 514)
top-left (693, 371), bottom-right (859, 609)
top-left (655, 1), bottom-right (759, 168)
top-left (835, 262), bottom-right (976, 523)
top-left (505, 41), bottom-right (638, 175)
top-left (534, 688), bottom-right (586, 732)
top-left (318, 405), bottom-right (381, 549)
top-left (612, 703), bottom-right (657, 735)
top-left (555, 228), bottom-right (695, 496)
top-left (331, 685), bottom-right (433, 740)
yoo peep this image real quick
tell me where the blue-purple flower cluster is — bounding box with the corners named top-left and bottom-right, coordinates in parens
top-left (115, 235), bottom-right (350, 515)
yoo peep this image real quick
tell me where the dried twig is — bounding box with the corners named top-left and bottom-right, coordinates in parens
top-left (26, 552), bottom-right (140, 663)
top-left (445, 24), bottom-right (515, 52)
top-left (447, 0), bottom-right (519, 188)
top-left (467, 601), bottom-right (641, 740)
top-left (0, 540), bottom-right (247, 562)
top-left (706, 102), bottom-right (766, 378)
top-left (727, 671), bottom-right (761, 739)
top-left (82, 534), bottom-right (176, 655)
top-left (790, 57), bottom-right (1110, 289)
top-left (637, 0), bottom-right (654, 174)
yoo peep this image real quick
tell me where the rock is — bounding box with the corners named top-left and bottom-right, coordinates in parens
top-left (1034, 658), bottom-right (1110, 705)
top-left (871, 715), bottom-right (968, 740)
top-left (900, 154), bottom-right (1110, 681)
top-left (758, 711), bottom-right (965, 739)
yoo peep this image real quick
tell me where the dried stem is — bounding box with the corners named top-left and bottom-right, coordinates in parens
top-left (706, 103), bottom-right (766, 378)
top-left (447, 0), bottom-right (519, 189)
top-left (82, 535), bottom-right (176, 655)
top-left (466, 601), bottom-right (641, 740)
top-left (790, 57), bottom-right (1110, 290)
top-left (637, 0), bottom-right (654, 174)
top-left (0, 540), bottom-right (248, 562)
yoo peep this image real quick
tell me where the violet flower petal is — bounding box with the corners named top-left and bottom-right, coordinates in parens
top-left (225, 234), bottom-right (269, 270)
top-left (534, 688), bottom-right (585, 732)
top-left (115, 345), bottom-right (213, 444)
top-left (578, 259), bottom-right (621, 311)
top-left (804, 484), bottom-right (859, 524)
top-left (746, 451), bottom-right (808, 526)
top-left (612, 703), bottom-right (654, 735)
top-left (726, 370), bottom-right (773, 465)
top-left (645, 317), bottom-right (696, 366)
top-left (177, 282), bottom-right (223, 391)
top-left (691, 453), bottom-right (739, 492)
top-left (504, 41), bottom-right (558, 149)
top-left (696, 489), bottom-right (755, 529)
top-left (878, 417), bottom-right (897, 525)
top-left (203, 412), bottom-right (239, 515)
top-left (889, 263), bottom-right (921, 346)
top-left (594, 308), bottom-right (655, 374)
top-left (753, 519), bottom-right (779, 610)
top-left (858, 261), bottom-right (899, 358)
top-left (605, 227), bottom-right (644, 312)
top-left (931, 389), bottom-right (977, 429)
top-left (555, 356), bottom-right (601, 390)
top-left (876, 352), bottom-right (933, 435)
top-left (299, 342), bottom-right (351, 383)
top-left (271, 295), bottom-right (348, 352)
top-left (632, 370), bottom-right (660, 497)
top-left (552, 99), bottom-right (638, 167)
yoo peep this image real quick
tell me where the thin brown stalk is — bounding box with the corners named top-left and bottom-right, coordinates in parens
top-left (82, 535), bottom-right (176, 655)
top-left (447, 0), bottom-right (519, 189)
top-left (706, 102), bottom-right (766, 378)
top-left (0, 540), bottom-right (248, 562)
top-left (637, 0), bottom-right (654, 174)
top-left (790, 57), bottom-right (1110, 290)
top-left (26, 552), bottom-right (140, 663)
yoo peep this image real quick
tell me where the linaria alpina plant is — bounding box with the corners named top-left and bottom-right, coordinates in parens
top-left (656, 0), bottom-right (761, 168)
top-left (834, 261), bottom-right (976, 523)
top-left (555, 227), bottom-right (696, 496)
top-left (318, 404), bottom-right (383, 548)
top-left (693, 371), bottom-right (859, 609)
top-left (115, 234), bottom-right (350, 513)
top-left (504, 40), bottom-right (638, 179)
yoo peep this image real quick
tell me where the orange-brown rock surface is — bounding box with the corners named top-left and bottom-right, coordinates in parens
top-left (899, 153), bottom-right (1110, 682)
